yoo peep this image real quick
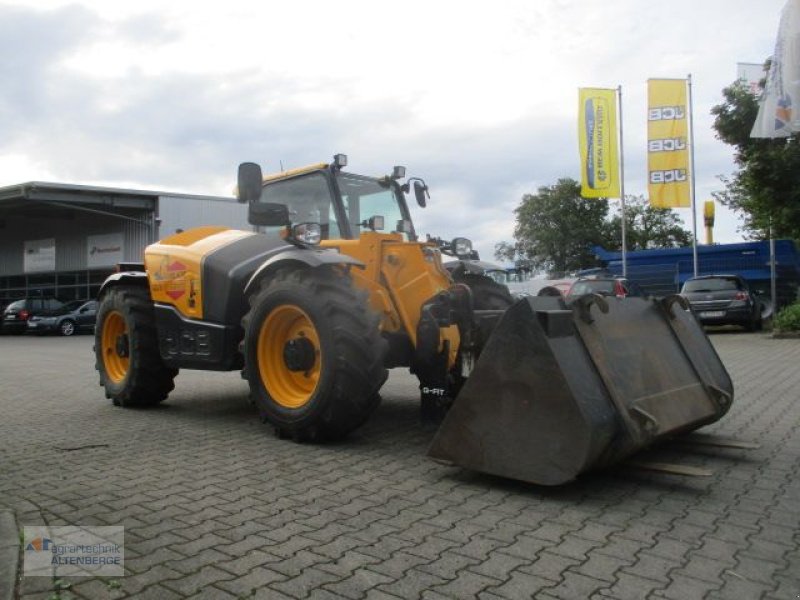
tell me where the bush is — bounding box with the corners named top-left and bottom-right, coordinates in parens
top-left (773, 302), bottom-right (800, 332)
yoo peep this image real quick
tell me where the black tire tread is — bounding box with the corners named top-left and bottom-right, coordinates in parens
top-left (455, 273), bottom-right (515, 310)
top-left (242, 267), bottom-right (387, 441)
top-left (94, 285), bottom-right (178, 407)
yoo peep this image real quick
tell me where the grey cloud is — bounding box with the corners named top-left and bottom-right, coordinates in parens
top-left (0, 3), bottom-right (738, 263)
top-left (116, 13), bottom-right (180, 44)
top-left (0, 4), bottom-right (580, 259)
top-left (0, 4), bottom-right (99, 122)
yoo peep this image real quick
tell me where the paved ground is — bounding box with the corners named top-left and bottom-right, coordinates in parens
top-left (0, 331), bottom-right (798, 599)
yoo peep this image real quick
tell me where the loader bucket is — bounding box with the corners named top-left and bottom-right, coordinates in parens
top-left (427, 294), bottom-right (733, 486)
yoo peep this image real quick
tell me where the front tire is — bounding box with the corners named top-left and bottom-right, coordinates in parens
top-left (454, 273), bottom-right (515, 310)
top-left (447, 272), bottom-right (515, 398)
top-left (242, 267), bottom-right (387, 442)
top-left (94, 285), bottom-right (178, 407)
top-left (60, 319), bottom-right (76, 336)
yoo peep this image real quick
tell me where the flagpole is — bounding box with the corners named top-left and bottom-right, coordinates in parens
top-left (770, 217), bottom-right (777, 312)
top-left (688, 73), bottom-right (698, 277)
top-left (617, 85), bottom-right (627, 277)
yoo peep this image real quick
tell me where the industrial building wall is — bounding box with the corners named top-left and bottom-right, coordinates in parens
top-left (0, 187), bottom-right (251, 303)
top-left (0, 209), bottom-right (154, 301)
top-left (0, 211), bottom-right (153, 277)
top-left (157, 194), bottom-right (250, 237)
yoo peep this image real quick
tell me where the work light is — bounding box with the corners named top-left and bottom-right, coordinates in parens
top-left (452, 237), bottom-right (473, 258)
top-left (293, 223), bottom-right (322, 245)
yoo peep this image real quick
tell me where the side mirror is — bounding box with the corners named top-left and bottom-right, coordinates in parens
top-left (249, 202), bottom-right (290, 227)
top-left (413, 180), bottom-right (428, 208)
top-left (237, 162), bottom-right (263, 204)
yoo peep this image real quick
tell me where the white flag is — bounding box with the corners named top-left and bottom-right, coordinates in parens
top-left (751, 0), bottom-right (800, 138)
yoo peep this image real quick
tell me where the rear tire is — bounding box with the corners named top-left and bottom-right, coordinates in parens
top-left (242, 267), bottom-right (388, 442)
top-left (94, 285), bottom-right (178, 407)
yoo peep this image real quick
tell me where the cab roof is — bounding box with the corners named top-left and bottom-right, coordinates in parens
top-left (262, 162), bottom-right (329, 184)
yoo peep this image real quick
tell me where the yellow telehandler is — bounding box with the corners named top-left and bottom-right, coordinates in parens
top-left (94, 155), bottom-right (733, 485)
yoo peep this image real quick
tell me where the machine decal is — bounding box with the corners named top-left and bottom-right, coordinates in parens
top-left (165, 284), bottom-right (186, 300)
top-left (153, 257), bottom-right (188, 281)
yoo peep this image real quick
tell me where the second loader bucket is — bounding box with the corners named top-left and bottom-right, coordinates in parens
top-left (427, 294), bottom-right (733, 486)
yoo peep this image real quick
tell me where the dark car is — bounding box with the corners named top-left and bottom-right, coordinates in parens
top-left (680, 274), bottom-right (762, 331)
top-left (27, 300), bottom-right (98, 336)
top-left (1, 297), bottom-right (65, 335)
top-left (567, 277), bottom-right (645, 299)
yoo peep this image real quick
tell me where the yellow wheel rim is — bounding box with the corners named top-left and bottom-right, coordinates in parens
top-left (101, 311), bottom-right (130, 384)
top-left (257, 304), bottom-right (321, 408)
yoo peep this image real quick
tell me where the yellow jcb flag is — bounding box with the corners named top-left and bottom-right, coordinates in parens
top-left (578, 88), bottom-right (620, 198)
top-left (647, 79), bottom-right (690, 207)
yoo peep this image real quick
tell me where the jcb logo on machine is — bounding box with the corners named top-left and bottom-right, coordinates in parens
top-left (422, 387), bottom-right (446, 397)
top-left (650, 169), bottom-right (687, 184)
top-left (648, 106), bottom-right (686, 121)
top-left (648, 138), bottom-right (686, 153)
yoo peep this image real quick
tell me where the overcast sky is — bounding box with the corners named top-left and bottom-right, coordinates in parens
top-left (0, 0), bottom-right (787, 260)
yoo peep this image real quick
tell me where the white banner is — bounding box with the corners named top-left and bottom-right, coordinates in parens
top-left (737, 62), bottom-right (766, 96)
top-left (87, 233), bottom-right (124, 268)
top-left (23, 238), bottom-right (56, 273)
top-left (751, 0), bottom-right (800, 137)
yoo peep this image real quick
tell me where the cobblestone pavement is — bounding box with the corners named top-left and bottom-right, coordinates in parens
top-left (1, 332), bottom-right (798, 600)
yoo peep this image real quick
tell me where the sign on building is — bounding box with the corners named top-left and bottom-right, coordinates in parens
top-left (23, 238), bottom-right (56, 273)
top-left (87, 233), bottom-right (124, 268)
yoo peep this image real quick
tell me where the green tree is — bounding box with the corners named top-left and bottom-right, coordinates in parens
top-left (711, 79), bottom-right (800, 240)
top-left (496, 183), bottom-right (692, 275)
top-left (604, 195), bottom-right (692, 250)
top-left (494, 178), bottom-right (609, 275)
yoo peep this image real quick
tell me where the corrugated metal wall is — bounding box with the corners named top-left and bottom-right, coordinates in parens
top-left (0, 233), bottom-right (23, 276)
top-left (123, 215), bottom-right (154, 262)
top-left (0, 211), bottom-right (151, 276)
top-left (0, 191), bottom-right (249, 278)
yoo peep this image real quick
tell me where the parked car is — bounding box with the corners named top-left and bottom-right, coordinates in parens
top-left (566, 277), bottom-right (646, 299)
top-left (27, 300), bottom-right (98, 336)
top-left (680, 274), bottom-right (762, 331)
top-left (1, 297), bottom-right (65, 335)
top-left (505, 278), bottom-right (579, 298)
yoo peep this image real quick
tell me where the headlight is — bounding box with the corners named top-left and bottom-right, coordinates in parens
top-left (452, 237), bottom-right (473, 258)
top-left (292, 223), bottom-right (322, 245)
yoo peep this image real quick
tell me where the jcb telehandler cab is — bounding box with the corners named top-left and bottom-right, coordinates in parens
top-left (95, 155), bottom-right (733, 485)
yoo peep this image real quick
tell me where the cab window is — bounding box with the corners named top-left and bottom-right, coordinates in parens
top-left (260, 173), bottom-right (343, 239)
top-left (337, 174), bottom-right (408, 238)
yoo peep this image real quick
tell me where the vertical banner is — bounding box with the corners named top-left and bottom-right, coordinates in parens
top-left (647, 79), bottom-right (691, 208)
top-left (578, 88), bottom-right (620, 198)
top-left (737, 62), bottom-right (766, 96)
top-left (704, 200), bottom-right (715, 245)
top-left (751, 0), bottom-right (800, 137)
